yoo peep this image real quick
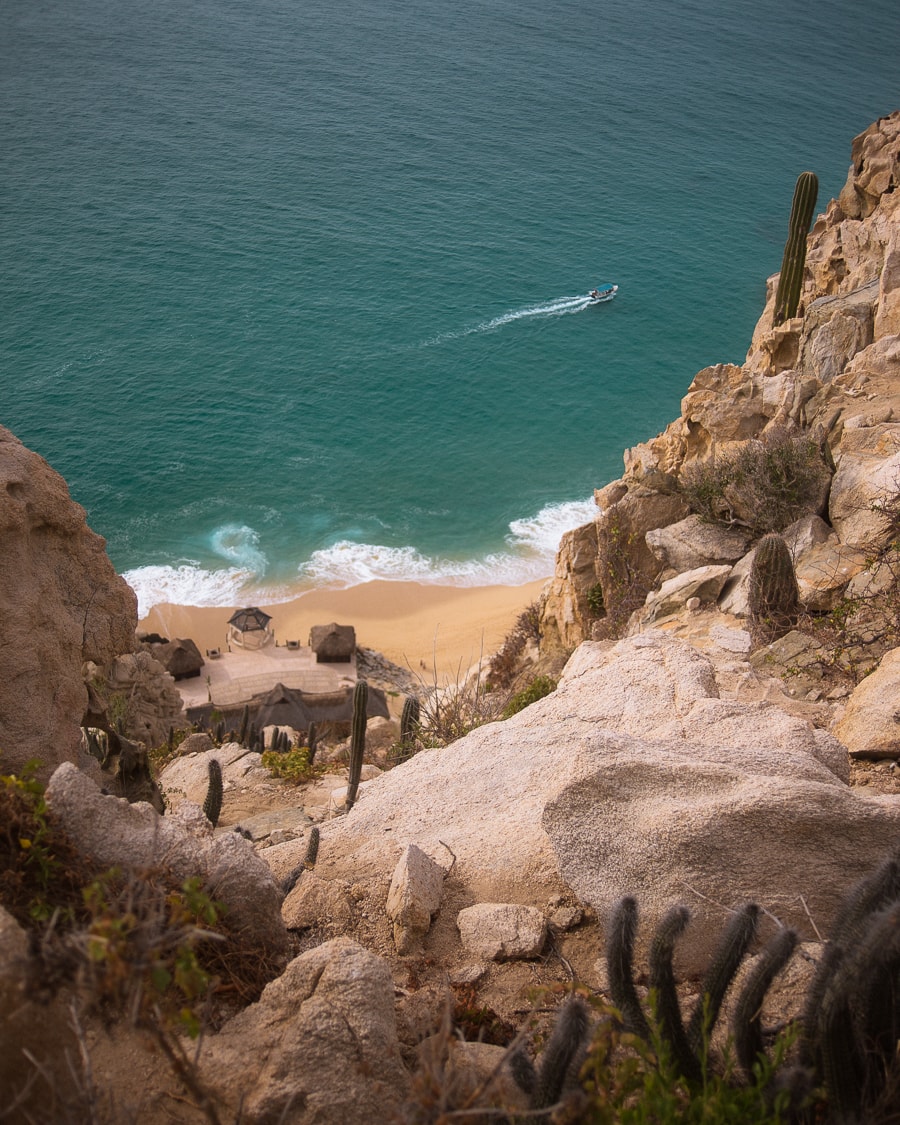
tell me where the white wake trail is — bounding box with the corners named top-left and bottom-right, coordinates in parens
top-left (423, 294), bottom-right (593, 346)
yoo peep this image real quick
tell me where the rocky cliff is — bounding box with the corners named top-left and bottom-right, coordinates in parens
top-left (0, 428), bottom-right (139, 777)
top-left (541, 111), bottom-right (900, 657)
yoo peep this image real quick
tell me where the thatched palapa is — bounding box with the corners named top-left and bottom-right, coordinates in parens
top-left (255, 683), bottom-right (316, 731)
top-left (309, 622), bottom-right (356, 663)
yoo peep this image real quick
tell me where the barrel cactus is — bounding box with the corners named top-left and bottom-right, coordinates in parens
top-left (773, 171), bottom-right (818, 326)
top-left (346, 680), bottom-right (368, 810)
top-left (748, 532), bottom-right (800, 644)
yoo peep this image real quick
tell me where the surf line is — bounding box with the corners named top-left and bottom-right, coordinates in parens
top-left (422, 294), bottom-right (594, 347)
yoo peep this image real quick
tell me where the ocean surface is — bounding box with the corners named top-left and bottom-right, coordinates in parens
top-left (2, 0), bottom-right (898, 616)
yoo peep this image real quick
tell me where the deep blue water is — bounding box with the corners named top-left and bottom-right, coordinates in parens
top-left (2, 0), bottom-right (898, 613)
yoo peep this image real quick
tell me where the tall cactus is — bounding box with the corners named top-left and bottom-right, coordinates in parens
top-left (773, 171), bottom-right (818, 325)
top-left (748, 532), bottom-right (800, 644)
top-left (307, 721), bottom-right (319, 765)
top-left (202, 758), bottom-right (223, 828)
top-left (346, 680), bottom-right (368, 810)
top-left (399, 695), bottom-right (421, 759)
top-left (238, 704), bottom-right (250, 746)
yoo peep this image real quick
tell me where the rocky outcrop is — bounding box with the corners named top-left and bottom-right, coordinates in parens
top-left (540, 112), bottom-right (900, 658)
top-left (87, 650), bottom-right (186, 751)
top-left (45, 762), bottom-right (290, 963)
top-left (0, 427), bottom-right (137, 778)
top-left (198, 938), bottom-right (408, 1125)
top-left (313, 633), bottom-right (899, 971)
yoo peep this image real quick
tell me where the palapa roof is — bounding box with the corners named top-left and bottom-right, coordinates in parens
top-left (228, 607), bottom-right (272, 633)
top-left (255, 683), bottom-right (316, 731)
top-left (308, 622), bottom-right (356, 660)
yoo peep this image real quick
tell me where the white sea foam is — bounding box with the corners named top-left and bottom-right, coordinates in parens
top-left (123, 563), bottom-right (254, 619)
top-left (124, 524), bottom-right (272, 618)
top-left (298, 496), bottom-right (599, 589)
top-left (209, 524), bottom-right (269, 574)
top-left (125, 499), bottom-right (600, 614)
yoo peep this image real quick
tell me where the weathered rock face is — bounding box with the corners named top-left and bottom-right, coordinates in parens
top-left (45, 762), bottom-right (290, 963)
top-left (314, 634), bottom-right (895, 971)
top-left (542, 113), bottom-right (900, 651)
top-left (833, 645), bottom-right (900, 756)
top-left (88, 650), bottom-right (186, 751)
top-left (0, 427), bottom-right (137, 778)
top-left (198, 938), bottom-right (408, 1125)
top-left (539, 519), bottom-right (601, 652)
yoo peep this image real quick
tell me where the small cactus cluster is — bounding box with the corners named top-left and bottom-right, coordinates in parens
top-left (773, 171), bottom-right (819, 326)
top-left (202, 758), bottom-right (223, 828)
top-left (748, 532), bottom-right (800, 645)
top-left (504, 849), bottom-right (900, 1120)
top-left (346, 680), bottom-right (368, 810)
top-left (509, 995), bottom-right (591, 1113)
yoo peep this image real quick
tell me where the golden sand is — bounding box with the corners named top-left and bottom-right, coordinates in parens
top-left (140, 578), bottom-right (548, 680)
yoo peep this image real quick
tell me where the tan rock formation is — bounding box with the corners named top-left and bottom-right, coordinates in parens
top-left (0, 427), bottom-right (137, 778)
top-left (198, 938), bottom-right (408, 1125)
top-left (543, 112), bottom-right (900, 651)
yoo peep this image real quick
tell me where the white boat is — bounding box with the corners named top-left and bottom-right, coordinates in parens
top-left (589, 284), bottom-right (618, 303)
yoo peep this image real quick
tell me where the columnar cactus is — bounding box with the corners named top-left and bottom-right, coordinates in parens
top-left (307, 722), bottom-right (319, 765)
top-left (748, 532), bottom-right (800, 644)
top-left (202, 758), bottom-right (223, 828)
top-left (773, 171), bottom-right (818, 325)
top-left (400, 695), bottom-right (420, 750)
top-left (238, 705), bottom-right (250, 746)
top-left (346, 680), bottom-right (368, 810)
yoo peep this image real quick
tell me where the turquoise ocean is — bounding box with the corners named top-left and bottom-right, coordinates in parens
top-left (2, 0), bottom-right (898, 616)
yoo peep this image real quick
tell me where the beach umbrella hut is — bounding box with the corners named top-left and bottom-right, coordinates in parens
top-left (256, 683), bottom-right (315, 732)
top-left (309, 622), bottom-right (356, 663)
top-left (227, 607), bottom-right (273, 650)
top-left (158, 638), bottom-right (205, 681)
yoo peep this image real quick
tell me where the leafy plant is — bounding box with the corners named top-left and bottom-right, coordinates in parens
top-left (0, 762), bottom-right (91, 925)
top-left (487, 601), bottom-right (543, 690)
top-left (680, 429), bottom-right (831, 537)
top-left (260, 747), bottom-right (321, 785)
top-left (502, 675), bottom-right (558, 717)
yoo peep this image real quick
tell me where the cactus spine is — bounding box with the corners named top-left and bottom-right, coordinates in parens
top-left (748, 533), bottom-right (800, 644)
top-left (773, 171), bottom-right (818, 325)
top-left (346, 680), bottom-right (368, 810)
top-left (202, 758), bottom-right (223, 828)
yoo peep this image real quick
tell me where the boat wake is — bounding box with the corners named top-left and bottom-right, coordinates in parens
top-left (423, 294), bottom-right (597, 346)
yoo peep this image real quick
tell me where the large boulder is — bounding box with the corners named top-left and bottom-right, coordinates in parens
top-left (0, 427), bottom-right (137, 778)
top-left (45, 763), bottom-right (290, 963)
top-left (315, 634), bottom-right (895, 971)
top-left (833, 646), bottom-right (900, 756)
top-left (198, 938), bottom-right (408, 1124)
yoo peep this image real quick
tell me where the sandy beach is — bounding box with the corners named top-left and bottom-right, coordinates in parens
top-left (140, 579), bottom-right (548, 680)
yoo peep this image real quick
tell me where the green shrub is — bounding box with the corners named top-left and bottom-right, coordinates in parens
top-left (680, 429), bottom-right (831, 537)
top-left (502, 675), bottom-right (558, 717)
top-left (261, 747), bottom-right (321, 785)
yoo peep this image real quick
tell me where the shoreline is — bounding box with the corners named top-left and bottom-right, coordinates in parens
top-left (139, 578), bottom-right (549, 681)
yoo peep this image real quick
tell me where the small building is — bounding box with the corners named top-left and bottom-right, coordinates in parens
top-left (227, 607), bottom-right (273, 650)
top-left (256, 682), bottom-right (316, 731)
top-left (309, 622), bottom-right (356, 664)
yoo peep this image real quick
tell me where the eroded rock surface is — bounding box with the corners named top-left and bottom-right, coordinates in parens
top-left (0, 427), bottom-right (137, 777)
